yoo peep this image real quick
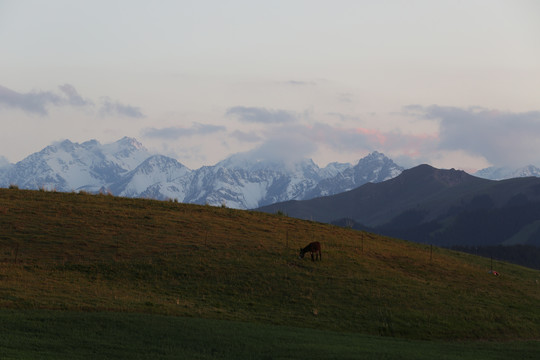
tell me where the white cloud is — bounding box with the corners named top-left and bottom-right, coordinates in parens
top-left (0, 84), bottom-right (145, 119)
top-left (0, 84), bottom-right (62, 115)
top-left (142, 123), bottom-right (226, 140)
top-left (409, 105), bottom-right (540, 167)
top-left (226, 106), bottom-right (298, 124)
top-left (58, 84), bottom-right (93, 107)
top-left (230, 130), bottom-right (262, 143)
top-left (98, 97), bottom-right (144, 119)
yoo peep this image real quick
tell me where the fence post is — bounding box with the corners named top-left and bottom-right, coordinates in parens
top-left (14, 243), bottom-right (19, 264)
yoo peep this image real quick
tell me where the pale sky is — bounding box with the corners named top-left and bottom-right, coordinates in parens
top-left (1, 0), bottom-right (539, 171)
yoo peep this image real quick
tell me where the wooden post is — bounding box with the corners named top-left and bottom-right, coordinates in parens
top-left (14, 243), bottom-right (19, 264)
top-left (430, 244), bottom-right (433, 262)
top-left (362, 233), bottom-right (364, 253)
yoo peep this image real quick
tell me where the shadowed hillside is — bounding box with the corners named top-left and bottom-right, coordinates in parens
top-left (1, 188), bottom-right (539, 340)
top-left (258, 165), bottom-right (540, 251)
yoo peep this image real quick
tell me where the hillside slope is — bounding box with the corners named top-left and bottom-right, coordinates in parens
top-left (0, 188), bottom-right (539, 340)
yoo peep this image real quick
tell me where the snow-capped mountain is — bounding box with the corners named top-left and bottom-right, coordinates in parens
top-left (306, 151), bottom-right (404, 198)
top-left (0, 137), bottom-right (151, 192)
top-left (474, 165), bottom-right (540, 180)
top-left (0, 138), bottom-right (404, 209)
top-left (186, 156), bottom-right (326, 209)
top-left (109, 155), bottom-right (191, 198)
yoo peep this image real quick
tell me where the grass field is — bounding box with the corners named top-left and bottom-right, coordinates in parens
top-left (1, 310), bottom-right (539, 360)
top-left (1, 188), bottom-right (539, 357)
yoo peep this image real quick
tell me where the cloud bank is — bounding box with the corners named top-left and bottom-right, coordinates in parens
top-left (0, 84), bottom-right (63, 115)
top-left (143, 123), bottom-right (226, 140)
top-left (98, 97), bottom-right (144, 118)
top-left (221, 104), bottom-right (540, 170)
top-left (226, 106), bottom-right (297, 124)
top-left (0, 84), bottom-right (144, 118)
top-left (408, 105), bottom-right (540, 167)
top-left (58, 84), bottom-right (93, 107)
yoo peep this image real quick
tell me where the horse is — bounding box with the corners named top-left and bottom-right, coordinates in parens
top-left (299, 241), bottom-right (321, 261)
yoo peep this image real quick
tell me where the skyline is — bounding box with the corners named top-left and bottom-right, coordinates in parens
top-left (1, 1), bottom-right (539, 171)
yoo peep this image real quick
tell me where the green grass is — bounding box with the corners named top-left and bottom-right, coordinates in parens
top-left (0, 188), bottom-right (540, 356)
top-left (1, 310), bottom-right (539, 360)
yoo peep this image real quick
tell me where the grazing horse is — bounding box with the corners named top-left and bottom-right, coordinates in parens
top-left (299, 241), bottom-right (321, 261)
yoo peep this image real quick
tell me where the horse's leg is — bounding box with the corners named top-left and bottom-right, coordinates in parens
top-left (311, 252), bottom-right (314, 261)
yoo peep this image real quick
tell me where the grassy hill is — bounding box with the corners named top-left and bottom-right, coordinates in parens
top-left (1, 188), bottom-right (539, 347)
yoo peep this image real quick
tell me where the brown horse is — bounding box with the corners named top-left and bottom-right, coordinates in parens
top-left (299, 241), bottom-right (321, 261)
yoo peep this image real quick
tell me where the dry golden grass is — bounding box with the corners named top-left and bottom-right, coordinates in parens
top-left (1, 188), bottom-right (539, 340)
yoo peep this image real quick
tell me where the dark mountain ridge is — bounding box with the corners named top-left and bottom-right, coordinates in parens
top-left (258, 165), bottom-right (491, 225)
top-left (257, 164), bottom-right (540, 253)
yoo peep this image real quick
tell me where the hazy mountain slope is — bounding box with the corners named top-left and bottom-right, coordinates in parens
top-left (474, 165), bottom-right (540, 180)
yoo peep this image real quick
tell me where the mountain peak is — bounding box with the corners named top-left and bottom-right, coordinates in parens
top-left (399, 164), bottom-right (481, 187)
top-left (356, 151), bottom-right (398, 168)
top-left (364, 150), bottom-right (385, 159)
top-left (116, 137), bottom-right (145, 150)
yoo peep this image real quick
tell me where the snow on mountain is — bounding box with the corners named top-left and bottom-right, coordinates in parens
top-left (109, 155), bottom-right (191, 198)
top-left (101, 137), bottom-right (150, 171)
top-left (306, 151), bottom-right (404, 198)
top-left (474, 165), bottom-right (540, 180)
top-left (0, 137), bottom-right (151, 192)
top-left (0, 138), bottom-right (405, 209)
top-left (190, 155), bottom-right (344, 209)
top-left (0, 155), bottom-right (10, 169)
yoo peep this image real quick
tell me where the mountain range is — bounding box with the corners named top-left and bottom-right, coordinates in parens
top-left (2, 137), bottom-right (540, 267)
top-left (258, 164), bottom-right (540, 250)
top-left (0, 137), bottom-right (403, 209)
top-left (474, 165), bottom-right (540, 180)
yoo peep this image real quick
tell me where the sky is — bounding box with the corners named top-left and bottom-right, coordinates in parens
top-left (1, 0), bottom-right (539, 172)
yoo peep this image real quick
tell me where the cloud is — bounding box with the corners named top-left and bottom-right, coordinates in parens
top-left (142, 122), bottom-right (226, 140)
top-left (224, 115), bottom-right (439, 168)
top-left (287, 122), bottom-right (434, 157)
top-left (282, 80), bottom-right (316, 86)
top-left (0, 84), bottom-right (144, 118)
top-left (58, 84), bottom-right (93, 107)
top-left (0, 84), bottom-right (62, 115)
top-left (337, 92), bottom-right (353, 103)
top-left (98, 97), bottom-right (145, 118)
top-left (233, 133), bottom-right (319, 168)
top-left (230, 130), bottom-right (262, 143)
top-left (226, 106), bottom-right (297, 124)
top-left (408, 105), bottom-right (540, 167)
